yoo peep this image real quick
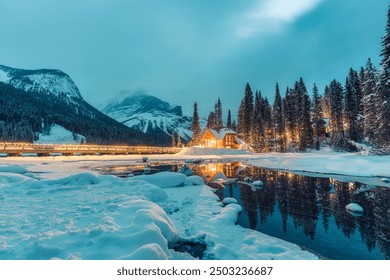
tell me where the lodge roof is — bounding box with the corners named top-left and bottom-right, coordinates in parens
top-left (208, 128), bottom-right (237, 140)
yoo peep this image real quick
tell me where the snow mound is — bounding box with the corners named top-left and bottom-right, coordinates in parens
top-left (35, 124), bottom-right (86, 144)
top-left (346, 203), bottom-right (363, 213)
top-left (0, 165), bottom-right (29, 174)
top-left (0, 172), bottom-right (179, 260)
top-left (222, 197), bottom-right (238, 205)
top-left (178, 147), bottom-right (252, 155)
top-left (131, 172), bottom-right (187, 188)
top-left (184, 175), bottom-right (204, 186)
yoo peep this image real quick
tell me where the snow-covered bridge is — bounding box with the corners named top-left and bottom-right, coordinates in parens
top-left (0, 142), bottom-right (182, 157)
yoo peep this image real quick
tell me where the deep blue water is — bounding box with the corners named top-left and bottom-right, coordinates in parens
top-left (208, 165), bottom-right (390, 260)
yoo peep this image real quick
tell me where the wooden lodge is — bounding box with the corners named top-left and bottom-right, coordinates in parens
top-left (200, 128), bottom-right (244, 149)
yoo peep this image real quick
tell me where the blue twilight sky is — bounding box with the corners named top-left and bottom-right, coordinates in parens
top-left (0, 0), bottom-right (388, 118)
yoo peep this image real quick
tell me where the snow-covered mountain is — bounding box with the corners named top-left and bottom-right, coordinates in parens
top-left (0, 64), bottom-right (82, 103)
top-left (0, 64), bottom-right (163, 145)
top-left (102, 92), bottom-right (200, 141)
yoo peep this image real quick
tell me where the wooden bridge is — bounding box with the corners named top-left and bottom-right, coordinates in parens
top-left (0, 142), bottom-right (183, 157)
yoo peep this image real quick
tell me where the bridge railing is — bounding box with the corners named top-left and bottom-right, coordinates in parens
top-left (0, 142), bottom-right (183, 156)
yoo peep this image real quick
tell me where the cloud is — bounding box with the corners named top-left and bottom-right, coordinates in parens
top-left (235, 0), bottom-right (323, 38)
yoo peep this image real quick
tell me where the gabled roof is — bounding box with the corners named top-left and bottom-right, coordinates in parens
top-left (208, 128), bottom-right (237, 140)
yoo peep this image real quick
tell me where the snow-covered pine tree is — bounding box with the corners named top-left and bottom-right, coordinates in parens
top-left (206, 111), bottom-right (216, 129)
top-left (214, 98), bottom-right (223, 128)
top-left (374, 5), bottom-right (390, 148)
top-left (176, 133), bottom-right (182, 147)
top-left (226, 109), bottom-right (232, 129)
top-left (329, 79), bottom-right (345, 148)
top-left (273, 83), bottom-right (285, 151)
top-left (297, 78), bottom-right (313, 150)
top-left (171, 131), bottom-right (176, 147)
top-left (251, 90), bottom-right (264, 151)
top-left (283, 87), bottom-right (295, 146)
top-left (237, 99), bottom-right (245, 138)
top-left (240, 83), bottom-right (254, 143)
top-left (191, 102), bottom-right (201, 146)
top-left (263, 97), bottom-right (274, 151)
top-left (312, 83), bottom-right (326, 143)
top-left (362, 58), bottom-right (378, 142)
top-left (232, 120), bottom-right (237, 132)
top-left (344, 68), bottom-right (359, 142)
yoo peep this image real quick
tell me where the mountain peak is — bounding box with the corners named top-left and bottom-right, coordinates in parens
top-left (0, 64), bottom-right (82, 100)
top-left (102, 92), bottom-right (197, 140)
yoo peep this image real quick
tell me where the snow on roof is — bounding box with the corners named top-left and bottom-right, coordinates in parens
top-left (209, 128), bottom-right (237, 140)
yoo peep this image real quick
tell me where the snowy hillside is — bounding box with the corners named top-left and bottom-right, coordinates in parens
top-left (35, 124), bottom-right (86, 144)
top-left (102, 92), bottom-right (204, 141)
top-left (0, 64), bottom-right (82, 102)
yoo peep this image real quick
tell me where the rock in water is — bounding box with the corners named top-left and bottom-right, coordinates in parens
top-left (346, 203), bottom-right (363, 213)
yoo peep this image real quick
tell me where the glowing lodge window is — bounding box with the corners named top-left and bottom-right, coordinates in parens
top-left (225, 134), bottom-right (234, 146)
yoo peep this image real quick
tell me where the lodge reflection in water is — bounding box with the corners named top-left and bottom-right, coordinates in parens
top-left (195, 163), bottom-right (390, 260)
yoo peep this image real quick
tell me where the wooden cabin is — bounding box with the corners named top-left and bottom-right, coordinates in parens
top-left (200, 128), bottom-right (244, 149)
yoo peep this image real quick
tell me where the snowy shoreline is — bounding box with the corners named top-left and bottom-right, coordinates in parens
top-left (1, 148), bottom-right (389, 260)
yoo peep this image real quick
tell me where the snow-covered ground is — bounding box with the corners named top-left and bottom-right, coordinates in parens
top-left (1, 147), bottom-right (389, 260)
top-left (35, 124), bottom-right (86, 144)
top-left (0, 162), bottom-right (316, 260)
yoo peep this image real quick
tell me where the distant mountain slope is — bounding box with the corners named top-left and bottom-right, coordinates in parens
top-left (0, 64), bottom-right (170, 145)
top-left (102, 92), bottom-right (202, 141)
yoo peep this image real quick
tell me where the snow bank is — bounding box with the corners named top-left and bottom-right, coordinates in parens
top-left (179, 147), bottom-right (252, 156)
top-left (130, 172), bottom-right (187, 188)
top-left (0, 172), bottom-right (179, 260)
top-left (0, 165), bottom-right (29, 174)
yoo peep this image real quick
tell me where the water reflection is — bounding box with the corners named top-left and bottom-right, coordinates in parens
top-left (200, 163), bottom-right (390, 260)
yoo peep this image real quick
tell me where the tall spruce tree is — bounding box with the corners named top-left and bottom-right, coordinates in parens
top-left (226, 109), bottom-right (232, 129)
top-left (273, 83), bottom-right (285, 151)
top-left (191, 102), bottom-right (201, 145)
top-left (374, 5), bottom-right (390, 148)
top-left (206, 111), bottom-right (216, 128)
top-left (238, 83), bottom-right (254, 143)
top-left (251, 91), bottom-right (264, 150)
top-left (214, 98), bottom-right (223, 128)
top-left (312, 83), bottom-right (326, 141)
top-left (344, 68), bottom-right (359, 142)
top-left (362, 58), bottom-right (378, 142)
top-left (298, 78), bottom-right (313, 150)
top-left (329, 80), bottom-right (345, 148)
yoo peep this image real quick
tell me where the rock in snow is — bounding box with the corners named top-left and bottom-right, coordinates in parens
top-left (253, 180), bottom-right (264, 186)
top-left (222, 197), bottom-right (238, 205)
top-left (346, 203), bottom-right (364, 213)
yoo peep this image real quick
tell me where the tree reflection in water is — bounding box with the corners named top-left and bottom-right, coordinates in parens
top-left (202, 162), bottom-right (390, 260)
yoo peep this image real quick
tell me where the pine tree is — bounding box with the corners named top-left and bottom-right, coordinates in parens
top-left (214, 98), bottom-right (223, 128)
top-left (312, 84), bottom-right (326, 145)
top-left (273, 83), bottom-right (285, 151)
top-left (362, 58), bottom-right (378, 142)
top-left (171, 131), bottom-right (176, 147)
top-left (243, 83), bottom-right (254, 143)
top-left (206, 111), bottom-right (216, 129)
top-left (297, 78), bottom-right (313, 150)
top-left (344, 68), bottom-right (359, 142)
top-left (329, 80), bottom-right (345, 148)
top-left (226, 109), bottom-right (232, 129)
top-left (231, 120), bottom-right (237, 132)
top-left (177, 133), bottom-right (182, 147)
top-left (374, 5), bottom-right (390, 148)
top-left (251, 91), bottom-right (264, 151)
top-left (191, 102), bottom-right (201, 145)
